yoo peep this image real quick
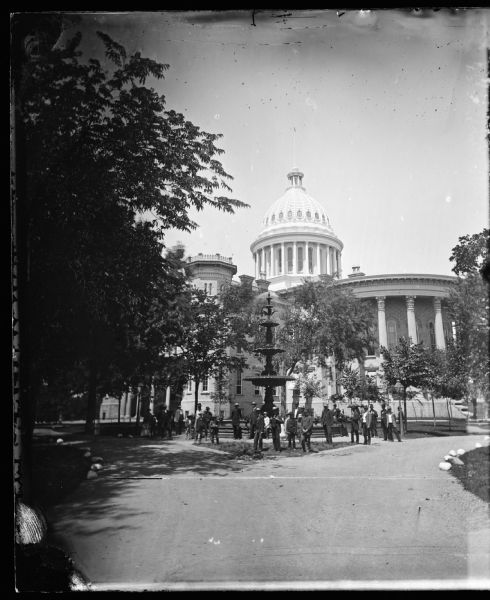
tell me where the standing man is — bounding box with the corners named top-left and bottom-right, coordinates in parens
top-left (387, 407), bottom-right (401, 442)
top-left (380, 402), bottom-right (388, 441)
top-left (173, 405), bottom-right (182, 435)
top-left (270, 408), bottom-right (283, 452)
top-left (350, 405), bottom-right (361, 444)
top-left (248, 401), bottom-right (258, 439)
top-left (231, 402), bottom-right (242, 439)
top-left (285, 411), bottom-right (298, 449)
top-left (301, 408), bottom-right (314, 452)
top-left (321, 402), bottom-right (334, 445)
top-left (362, 405), bottom-right (372, 445)
top-left (202, 406), bottom-right (213, 440)
top-left (397, 406), bottom-right (405, 436)
top-left (292, 399), bottom-right (303, 447)
top-left (369, 403), bottom-right (378, 438)
top-left (253, 407), bottom-right (265, 453)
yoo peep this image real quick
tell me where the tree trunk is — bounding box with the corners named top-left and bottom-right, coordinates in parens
top-left (431, 393), bottom-right (437, 429)
top-left (194, 377), bottom-right (200, 415)
top-left (85, 358), bottom-right (98, 434)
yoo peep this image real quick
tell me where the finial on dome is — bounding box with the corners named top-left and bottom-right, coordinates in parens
top-left (287, 168), bottom-right (304, 188)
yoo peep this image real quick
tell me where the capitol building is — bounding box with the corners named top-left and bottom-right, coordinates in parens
top-left (100, 168), bottom-right (458, 422)
top-left (179, 168), bottom-right (457, 418)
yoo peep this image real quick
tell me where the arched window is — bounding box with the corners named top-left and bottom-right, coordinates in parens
top-left (429, 322), bottom-right (436, 348)
top-left (265, 217), bottom-right (269, 225)
top-left (315, 212), bottom-right (319, 220)
top-left (297, 210), bottom-right (302, 218)
top-left (271, 214), bottom-right (275, 223)
top-left (297, 246), bottom-right (304, 272)
top-left (287, 210), bottom-right (292, 220)
top-left (322, 215), bottom-right (326, 223)
top-left (306, 210), bottom-right (311, 220)
top-left (387, 319), bottom-right (398, 349)
top-left (287, 246), bottom-right (293, 273)
top-left (279, 211), bottom-right (283, 220)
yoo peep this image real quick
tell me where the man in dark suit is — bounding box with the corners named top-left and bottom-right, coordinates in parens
top-left (380, 402), bottom-right (388, 441)
top-left (361, 405), bottom-right (372, 445)
top-left (350, 405), bottom-right (361, 444)
top-left (320, 402), bottom-right (334, 444)
top-left (231, 402), bottom-right (242, 439)
top-left (248, 401), bottom-right (258, 439)
top-left (301, 408), bottom-right (314, 452)
top-left (253, 408), bottom-right (265, 453)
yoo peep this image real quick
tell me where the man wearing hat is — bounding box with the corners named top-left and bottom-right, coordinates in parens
top-left (248, 401), bottom-right (258, 439)
top-left (253, 407), bottom-right (265, 453)
top-left (387, 407), bottom-right (401, 442)
top-left (320, 402), bottom-right (334, 445)
top-left (231, 402), bottom-right (242, 439)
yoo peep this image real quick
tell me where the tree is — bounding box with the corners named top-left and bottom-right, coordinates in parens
top-left (381, 338), bottom-right (436, 430)
top-left (277, 277), bottom-right (377, 386)
top-left (12, 22), bottom-right (248, 501)
top-left (293, 371), bottom-right (326, 411)
top-left (447, 229), bottom-right (489, 415)
top-left (179, 289), bottom-right (248, 415)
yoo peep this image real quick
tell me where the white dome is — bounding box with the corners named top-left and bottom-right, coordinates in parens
top-left (258, 169), bottom-right (334, 236)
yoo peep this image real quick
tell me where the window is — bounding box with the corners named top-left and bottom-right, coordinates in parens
top-left (387, 319), bottom-right (398, 349)
top-left (297, 246), bottom-right (304, 272)
top-left (254, 386), bottom-right (260, 395)
top-left (278, 248), bottom-right (282, 272)
top-left (208, 283), bottom-right (212, 295)
top-left (297, 210), bottom-right (302, 218)
top-left (287, 247), bottom-right (293, 273)
top-left (204, 283), bottom-right (207, 293)
top-left (279, 211), bottom-right (283, 220)
top-left (202, 377), bottom-right (208, 392)
top-left (287, 210), bottom-right (292, 219)
top-left (322, 215), bottom-right (326, 223)
top-left (306, 210), bottom-right (311, 220)
top-left (315, 212), bottom-right (319, 220)
top-left (236, 370), bottom-right (242, 395)
top-left (271, 214), bottom-right (275, 223)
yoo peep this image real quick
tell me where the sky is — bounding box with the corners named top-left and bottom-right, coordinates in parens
top-left (65, 9), bottom-right (488, 280)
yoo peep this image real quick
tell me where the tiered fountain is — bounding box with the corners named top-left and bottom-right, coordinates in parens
top-left (244, 292), bottom-right (295, 414)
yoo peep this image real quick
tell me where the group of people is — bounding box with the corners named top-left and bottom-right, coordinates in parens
top-left (346, 402), bottom-right (403, 444)
top-left (141, 399), bottom-right (404, 449)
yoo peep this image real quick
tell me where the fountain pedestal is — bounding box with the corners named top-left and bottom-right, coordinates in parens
top-left (244, 293), bottom-right (295, 414)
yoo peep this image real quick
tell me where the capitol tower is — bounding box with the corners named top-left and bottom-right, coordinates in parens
top-left (250, 169), bottom-right (343, 291)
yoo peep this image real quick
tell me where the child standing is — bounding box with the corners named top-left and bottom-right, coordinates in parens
top-left (209, 416), bottom-right (220, 445)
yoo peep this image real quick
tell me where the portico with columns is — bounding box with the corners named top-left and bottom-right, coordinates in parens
top-left (338, 273), bottom-right (457, 356)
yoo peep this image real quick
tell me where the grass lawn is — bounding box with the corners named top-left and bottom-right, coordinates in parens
top-left (215, 438), bottom-right (351, 459)
top-left (450, 445), bottom-right (490, 504)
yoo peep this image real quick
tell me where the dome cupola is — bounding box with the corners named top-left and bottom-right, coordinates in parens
top-left (250, 169), bottom-right (343, 291)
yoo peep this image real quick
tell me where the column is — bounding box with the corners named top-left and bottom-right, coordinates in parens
top-left (165, 386), bottom-right (171, 408)
top-left (293, 241), bottom-right (297, 274)
top-left (125, 386), bottom-right (132, 419)
top-left (305, 241), bottom-right (309, 274)
top-left (254, 253), bottom-right (258, 280)
top-left (406, 295), bottom-right (417, 344)
top-left (334, 250), bottom-right (338, 278)
top-left (337, 251), bottom-right (342, 278)
top-left (281, 242), bottom-right (285, 275)
top-left (434, 297), bottom-right (446, 350)
top-left (261, 248), bottom-right (265, 278)
top-left (150, 379), bottom-right (155, 414)
top-left (329, 246), bottom-right (334, 275)
top-left (316, 243), bottom-right (321, 275)
top-left (376, 296), bottom-right (388, 349)
top-left (121, 388), bottom-right (128, 421)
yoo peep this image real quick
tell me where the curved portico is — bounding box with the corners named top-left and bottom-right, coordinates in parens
top-left (250, 169), bottom-right (343, 291)
top-left (337, 273), bottom-right (458, 351)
